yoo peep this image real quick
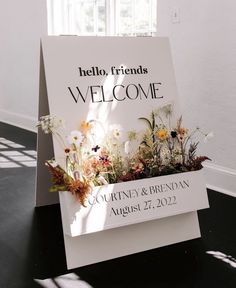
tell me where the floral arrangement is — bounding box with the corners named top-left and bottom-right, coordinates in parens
top-left (37, 105), bottom-right (212, 206)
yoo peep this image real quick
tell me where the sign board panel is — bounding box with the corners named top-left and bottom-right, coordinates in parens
top-left (37, 36), bottom-right (209, 268)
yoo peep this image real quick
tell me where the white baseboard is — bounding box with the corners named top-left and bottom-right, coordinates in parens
top-left (0, 109), bottom-right (37, 132)
top-left (203, 163), bottom-right (236, 197)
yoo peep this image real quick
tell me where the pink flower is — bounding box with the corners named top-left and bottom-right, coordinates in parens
top-left (132, 162), bottom-right (144, 173)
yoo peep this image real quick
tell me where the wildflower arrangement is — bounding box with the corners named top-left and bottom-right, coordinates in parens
top-left (37, 105), bottom-right (212, 206)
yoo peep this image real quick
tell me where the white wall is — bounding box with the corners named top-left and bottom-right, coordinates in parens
top-left (0, 0), bottom-right (47, 131)
top-left (157, 0), bottom-right (236, 195)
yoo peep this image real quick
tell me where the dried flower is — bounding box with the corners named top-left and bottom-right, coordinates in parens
top-left (174, 117), bottom-right (188, 143)
top-left (128, 130), bottom-right (137, 141)
top-left (179, 127), bottom-right (188, 135)
top-left (113, 129), bottom-right (121, 139)
top-left (37, 115), bottom-right (63, 134)
top-left (188, 156), bottom-right (211, 170)
top-left (45, 161), bottom-right (66, 185)
top-left (132, 162), bottom-right (144, 173)
top-left (80, 121), bottom-right (93, 135)
top-left (99, 156), bottom-right (111, 167)
top-left (67, 130), bottom-right (83, 146)
top-left (65, 148), bottom-right (70, 154)
top-left (38, 106), bottom-right (211, 205)
top-left (156, 129), bottom-right (168, 141)
top-left (171, 131), bottom-right (177, 138)
top-left (109, 124), bottom-right (122, 139)
top-left (67, 178), bottom-right (91, 207)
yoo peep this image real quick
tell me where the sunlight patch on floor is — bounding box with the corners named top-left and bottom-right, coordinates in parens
top-left (34, 273), bottom-right (93, 288)
top-left (0, 137), bottom-right (37, 168)
top-left (206, 250), bottom-right (236, 268)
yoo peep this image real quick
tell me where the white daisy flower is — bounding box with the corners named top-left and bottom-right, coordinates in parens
top-left (67, 130), bottom-right (83, 146)
top-left (109, 124), bottom-right (123, 139)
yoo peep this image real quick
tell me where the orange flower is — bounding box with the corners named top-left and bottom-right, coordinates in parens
top-left (80, 121), bottom-right (92, 135)
top-left (156, 129), bottom-right (168, 141)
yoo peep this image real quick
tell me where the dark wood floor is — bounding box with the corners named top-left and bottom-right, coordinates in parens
top-left (0, 121), bottom-right (236, 288)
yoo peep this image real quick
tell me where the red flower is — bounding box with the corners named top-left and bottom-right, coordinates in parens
top-left (99, 156), bottom-right (111, 166)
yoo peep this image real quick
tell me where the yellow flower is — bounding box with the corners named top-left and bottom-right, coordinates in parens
top-left (156, 129), bottom-right (168, 141)
top-left (80, 121), bottom-right (92, 135)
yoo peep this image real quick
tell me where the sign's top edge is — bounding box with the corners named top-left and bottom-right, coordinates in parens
top-left (41, 35), bottom-right (169, 41)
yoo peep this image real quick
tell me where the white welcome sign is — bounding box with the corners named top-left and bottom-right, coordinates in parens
top-left (37, 36), bottom-right (209, 269)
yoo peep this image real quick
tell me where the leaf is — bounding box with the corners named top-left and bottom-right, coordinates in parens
top-left (140, 140), bottom-right (150, 147)
top-left (189, 156), bottom-right (211, 170)
top-left (46, 161), bottom-right (67, 185)
top-left (188, 142), bottom-right (198, 161)
top-left (63, 173), bottom-right (74, 184)
top-left (49, 185), bottom-right (67, 192)
top-left (138, 117), bottom-right (153, 131)
top-left (151, 112), bottom-right (156, 130)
